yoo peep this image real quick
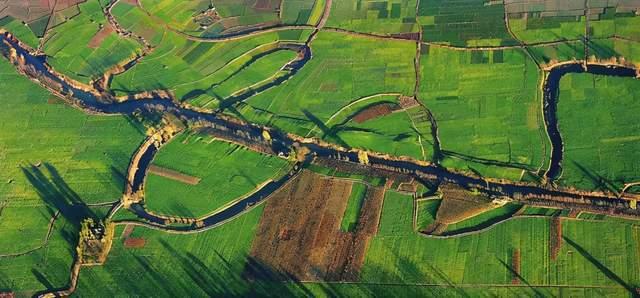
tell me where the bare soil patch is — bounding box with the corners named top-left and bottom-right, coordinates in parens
top-left (352, 103), bottom-right (396, 124)
top-left (246, 170), bottom-right (384, 281)
top-left (124, 237), bottom-right (146, 248)
top-left (88, 24), bottom-right (113, 48)
top-left (148, 165), bottom-right (201, 185)
top-left (253, 0), bottom-right (279, 11)
top-left (121, 224), bottom-right (135, 238)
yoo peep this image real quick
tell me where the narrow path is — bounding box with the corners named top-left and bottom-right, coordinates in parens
top-left (0, 211), bottom-right (60, 258)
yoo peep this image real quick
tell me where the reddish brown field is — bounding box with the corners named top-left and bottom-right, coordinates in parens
top-left (352, 103), bottom-right (396, 123)
top-left (148, 165), bottom-right (201, 185)
top-left (0, 0), bottom-right (85, 23)
top-left (124, 237), bottom-right (146, 248)
top-left (149, 165), bottom-right (200, 185)
top-left (550, 217), bottom-right (562, 260)
top-left (253, 0), bottom-right (279, 11)
top-left (88, 24), bottom-right (113, 48)
top-left (511, 249), bottom-right (521, 284)
top-left (246, 170), bottom-right (384, 281)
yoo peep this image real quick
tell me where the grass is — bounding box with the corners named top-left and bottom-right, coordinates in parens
top-left (0, 214), bottom-right (76, 293)
top-left (363, 192), bottom-right (640, 291)
top-left (111, 28), bottom-right (310, 102)
top-left (41, 0), bottom-right (143, 84)
top-left (557, 73), bottom-right (640, 191)
top-left (74, 206), bottom-right (273, 296)
top-left (281, 0), bottom-right (316, 25)
top-left (418, 46), bottom-right (548, 180)
top-left (417, 0), bottom-right (518, 47)
top-left (188, 49), bottom-right (298, 108)
top-left (340, 182), bottom-right (367, 231)
top-left (377, 191), bottom-right (415, 236)
top-left (144, 132), bottom-right (291, 218)
top-left (520, 206), bottom-right (563, 217)
top-left (326, 0), bottom-right (419, 34)
top-left (242, 30), bottom-right (416, 136)
top-left (415, 198), bottom-right (440, 231)
top-left (508, 11), bottom-right (640, 44)
top-left (0, 48), bottom-right (144, 292)
top-left (327, 109), bottom-right (428, 160)
top-left (443, 203), bottom-right (523, 235)
top-left (0, 17), bottom-right (40, 49)
top-left (111, 1), bottom-right (169, 46)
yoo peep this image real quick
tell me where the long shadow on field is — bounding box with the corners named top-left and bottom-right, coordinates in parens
top-left (570, 160), bottom-right (619, 194)
top-left (442, 150), bottom-right (531, 171)
top-left (156, 239), bottom-right (314, 296)
top-left (302, 109), bottom-right (349, 148)
top-left (22, 163), bottom-right (96, 227)
top-left (31, 269), bottom-right (55, 291)
top-left (497, 258), bottom-right (545, 297)
top-left (563, 236), bottom-right (636, 295)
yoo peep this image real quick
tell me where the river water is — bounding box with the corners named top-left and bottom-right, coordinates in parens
top-left (1, 32), bottom-right (637, 230)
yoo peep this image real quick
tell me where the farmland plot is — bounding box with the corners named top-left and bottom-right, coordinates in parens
top-left (417, 0), bottom-right (518, 46)
top-left (557, 73), bottom-right (640, 191)
top-left (41, 0), bottom-right (143, 83)
top-left (326, 0), bottom-right (419, 35)
top-left (362, 191), bottom-right (640, 292)
top-left (242, 30), bottom-right (416, 136)
top-left (145, 131), bottom-right (291, 218)
top-left (418, 46), bottom-right (548, 180)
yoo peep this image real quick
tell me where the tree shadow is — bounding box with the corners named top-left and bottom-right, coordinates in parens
top-left (570, 160), bottom-right (619, 194)
top-left (497, 257), bottom-right (545, 297)
top-left (302, 109), bottom-right (349, 148)
top-left (563, 236), bottom-right (636, 295)
top-left (442, 150), bottom-right (531, 171)
top-left (31, 269), bottom-right (54, 291)
top-left (21, 163), bottom-right (96, 227)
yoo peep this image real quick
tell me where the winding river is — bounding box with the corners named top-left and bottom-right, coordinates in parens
top-left (1, 31), bottom-right (639, 231)
top-left (543, 63), bottom-right (638, 181)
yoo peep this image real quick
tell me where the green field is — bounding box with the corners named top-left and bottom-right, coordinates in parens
top-left (111, 28), bottom-right (310, 102)
top-left (418, 46), bottom-right (548, 180)
top-left (509, 11), bottom-right (640, 44)
top-left (418, 0), bottom-right (518, 46)
top-left (362, 191), bottom-right (640, 292)
top-left (145, 132), bottom-right (291, 218)
top-left (0, 17), bottom-right (40, 49)
top-left (444, 203), bottom-right (523, 235)
top-left (557, 73), bottom-right (640, 191)
top-left (326, 0), bottom-right (419, 34)
top-left (0, 57), bottom-right (144, 292)
top-left (328, 108), bottom-right (429, 160)
top-left (41, 0), bottom-right (143, 83)
top-left (75, 205), bottom-right (269, 296)
top-left (242, 30), bottom-right (416, 136)
top-left (415, 198), bottom-right (440, 231)
top-left (340, 182), bottom-right (367, 231)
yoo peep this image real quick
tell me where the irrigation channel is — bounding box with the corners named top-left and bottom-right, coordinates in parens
top-left (1, 31), bottom-right (639, 232)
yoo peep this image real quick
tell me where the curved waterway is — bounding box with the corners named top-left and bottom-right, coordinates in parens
top-left (543, 63), bottom-right (638, 181)
top-left (2, 32), bottom-right (638, 231)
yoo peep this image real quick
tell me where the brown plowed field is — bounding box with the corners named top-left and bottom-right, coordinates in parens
top-left (124, 237), bottom-right (146, 248)
top-left (352, 103), bottom-right (396, 123)
top-left (147, 165), bottom-right (201, 185)
top-left (88, 24), bottom-right (113, 48)
top-left (434, 183), bottom-right (493, 224)
top-left (246, 170), bottom-right (385, 281)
